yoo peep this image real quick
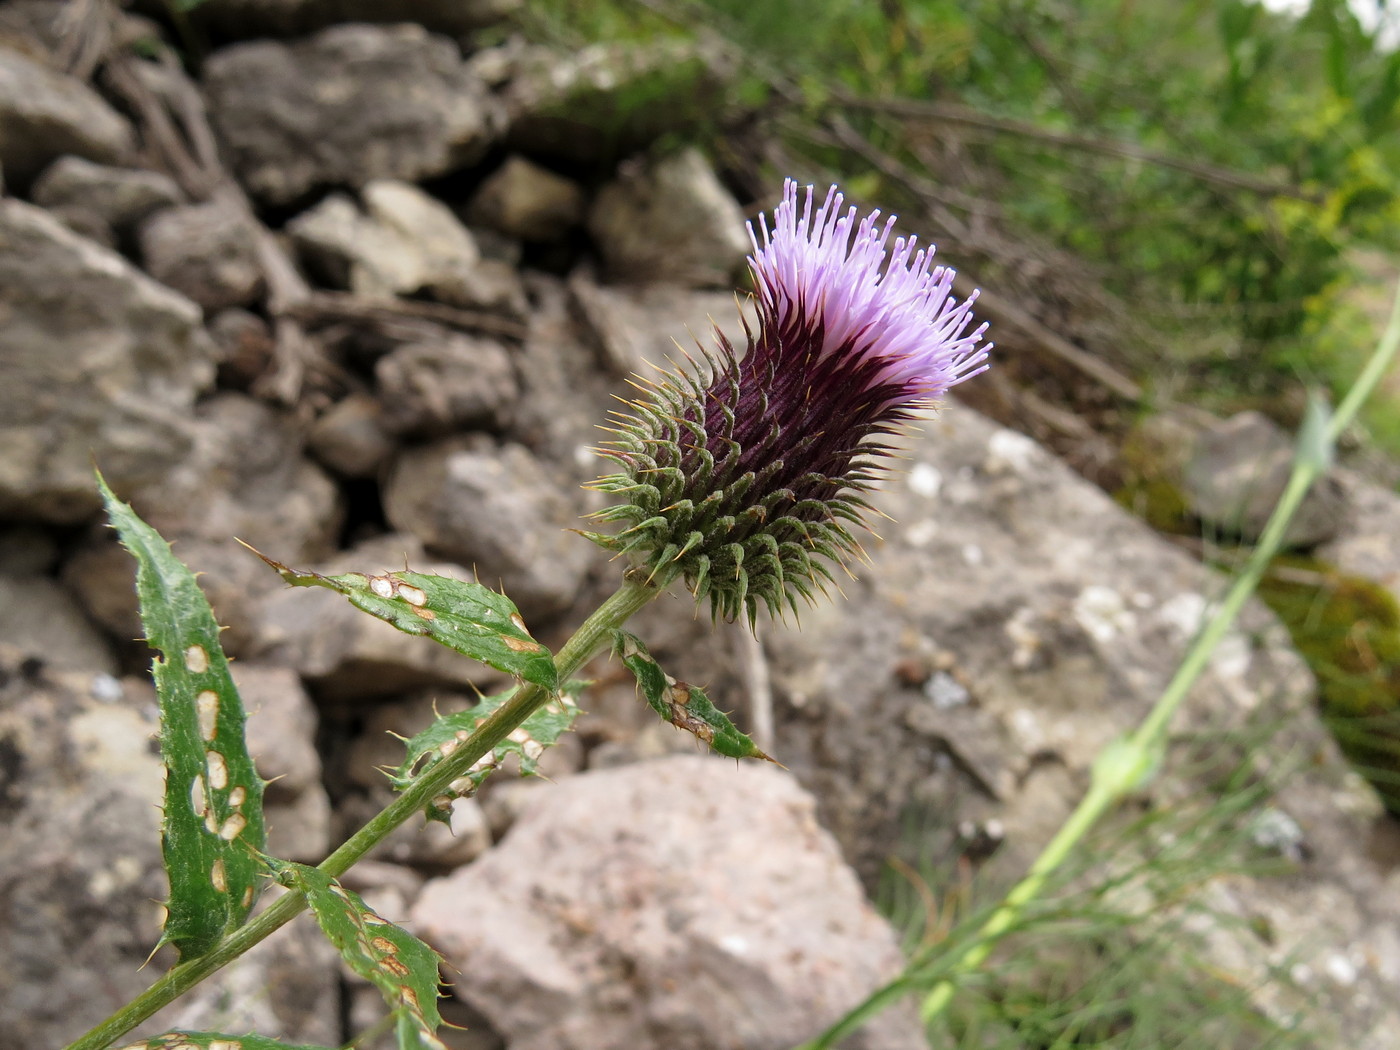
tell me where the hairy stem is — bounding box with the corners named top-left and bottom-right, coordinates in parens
top-left (64, 573), bottom-right (660, 1050)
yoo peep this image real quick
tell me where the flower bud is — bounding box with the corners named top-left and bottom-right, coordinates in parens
top-left (586, 179), bottom-right (992, 622)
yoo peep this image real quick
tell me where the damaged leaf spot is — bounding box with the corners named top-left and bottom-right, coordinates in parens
top-left (396, 583), bottom-right (428, 606)
top-left (195, 690), bottom-right (219, 741)
top-left (501, 635), bottom-right (544, 653)
top-left (218, 813), bottom-right (248, 841)
top-left (190, 775), bottom-right (207, 818)
top-left (211, 858), bottom-right (228, 893)
top-left (184, 645), bottom-right (210, 674)
top-left (206, 751), bottom-right (228, 790)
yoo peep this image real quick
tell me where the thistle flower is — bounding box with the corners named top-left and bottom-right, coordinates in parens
top-left (587, 178), bottom-right (992, 622)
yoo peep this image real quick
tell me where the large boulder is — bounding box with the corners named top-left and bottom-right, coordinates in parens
top-left (0, 199), bottom-right (215, 523)
top-left (204, 24), bottom-right (502, 206)
top-left (413, 756), bottom-right (924, 1050)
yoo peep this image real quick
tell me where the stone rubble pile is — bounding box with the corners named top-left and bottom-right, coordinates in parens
top-left (3, 5), bottom-right (1400, 1050)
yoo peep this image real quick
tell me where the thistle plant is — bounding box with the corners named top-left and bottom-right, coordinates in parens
top-left (63, 180), bottom-right (993, 1050)
top-left (588, 178), bottom-right (990, 622)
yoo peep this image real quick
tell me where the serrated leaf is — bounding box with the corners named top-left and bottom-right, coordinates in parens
top-left (391, 682), bottom-right (583, 823)
top-left (613, 631), bottom-right (777, 762)
top-left (115, 1032), bottom-right (332, 1050)
top-left (99, 474), bottom-right (266, 961)
top-left (246, 548), bottom-right (557, 692)
top-left (270, 861), bottom-right (445, 1050)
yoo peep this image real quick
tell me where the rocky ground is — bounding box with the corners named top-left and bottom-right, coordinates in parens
top-left (4, 3), bottom-right (1400, 1049)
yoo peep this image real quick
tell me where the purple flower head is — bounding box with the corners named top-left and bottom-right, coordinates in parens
top-left (749, 179), bottom-right (990, 406)
top-left (587, 179), bottom-right (992, 623)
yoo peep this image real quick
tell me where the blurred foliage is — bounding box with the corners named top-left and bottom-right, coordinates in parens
top-left (1256, 558), bottom-right (1400, 812)
top-left (522, 0), bottom-right (1400, 447)
top-left (875, 717), bottom-right (1323, 1050)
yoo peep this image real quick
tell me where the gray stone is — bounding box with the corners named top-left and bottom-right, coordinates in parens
top-left (588, 148), bottom-right (751, 288)
top-left (0, 199), bottom-right (215, 523)
top-left (139, 198), bottom-right (264, 311)
top-left (205, 25), bottom-right (502, 205)
top-left (467, 155), bottom-right (585, 241)
top-left (31, 155), bottom-right (182, 235)
top-left (1183, 410), bottom-right (1347, 546)
top-left (129, 392), bottom-right (342, 557)
top-left (0, 574), bottom-right (117, 674)
top-left (307, 392), bottom-right (396, 479)
top-left (1315, 469), bottom-right (1400, 605)
top-left (383, 436), bottom-right (594, 624)
top-left (499, 40), bottom-right (738, 163)
top-left (249, 533), bottom-right (505, 700)
top-left (0, 45), bottom-right (133, 187)
top-left (429, 256), bottom-right (530, 320)
top-left (569, 272), bottom-right (758, 377)
top-left (375, 334), bottom-right (519, 436)
top-left (290, 180), bottom-right (481, 299)
top-left (234, 664), bottom-right (331, 862)
top-left (411, 756), bottom-right (924, 1050)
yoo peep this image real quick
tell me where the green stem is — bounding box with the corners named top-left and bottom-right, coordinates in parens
top-left (64, 573), bottom-right (660, 1050)
top-left (800, 279), bottom-right (1400, 1050)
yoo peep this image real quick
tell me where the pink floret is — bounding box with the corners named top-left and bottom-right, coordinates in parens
top-left (748, 179), bottom-right (991, 403)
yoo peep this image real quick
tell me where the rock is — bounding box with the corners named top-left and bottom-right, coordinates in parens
top-left (375, 334), bottom-right (519, 436)
top-left (507, 273), bottom-right (619, 466)
top-left (1183, 411), bottom-right (1347, 546)
top-left (208, 307), bottom-right (277, 390)
top-left (290, 179), bottom-right (482, 300)
top-left (0, 45), bottom-right (133, 187)
top-left (467, 155), bottom-right (585, 242)
top-left (187, 0), bottom-right (518, 41)
top-left (205, 25), bottom-right (501, 205)
top-left (412, 756), bottom-right (924, 1050)
top-left (0, 198), bottom-right (215, 523)
top-left (430, 256), bottom-right (530, 320)
top-left (588, 148), bottom-right (751, 287)
top-left (31, 156), bottom-right (182, 237)
top-left (307, 392), bottom-right (396, 479)
top-left (0, 574), bottom-right (117, 674)
top-left (139, 198), bottom-right (264, 311)
top-left (249, 534), bottom-right (507, 701)
top-left (569, 272), bottom-right (758, 377)
top-left (130, 392), bottom-right (342, 557)
top-left (498, 40), bottom-right (737, 164)
top-left (1316, 470), bottom-right (1400, 604)
top-left (0, 658), bottom-right (340, 1049)
top-left (64, 393), bottom-right (342, 657)
top-left (383, 436), bottom-right (594, 624)
top-left (234, 664), bottom-right (332, 862)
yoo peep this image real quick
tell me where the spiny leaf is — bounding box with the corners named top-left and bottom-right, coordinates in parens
top-left (99, 473), bottom-right (266, 961)
top-left (270, 861), bottom-right (445, 1050)
top-left (245, 547), bottom-right (557, 693)
top-left (613, 630), bottom-right (778, 762)
top-left (115, 1032), bottom-right (332, 1050)
top-left (391, 682), bottom-right (584, 824)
